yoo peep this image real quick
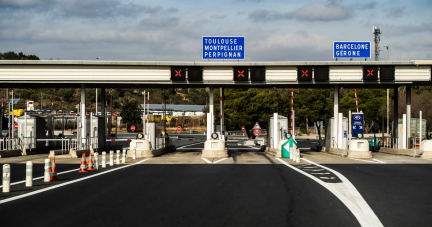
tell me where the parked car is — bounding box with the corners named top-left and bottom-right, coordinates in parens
top-left (64, 110), bottom-right (69, 115)
top-left (58, 110), bottom-right (63, 115)
top-left (70, 111), bottom-right (75, 115)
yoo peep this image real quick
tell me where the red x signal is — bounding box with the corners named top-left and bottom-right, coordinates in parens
top-left (175, 70), bottom-right (182, 77)
top-left (367, 69), bottom-right (374, 76)
top-left (302, 70), bottom-right (308, 77)
top-left (238, 70), bottom-right (244, 77)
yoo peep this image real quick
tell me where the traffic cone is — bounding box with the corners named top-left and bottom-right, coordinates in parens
top-left (78, 153), bottom-right (88, 173)
top-left (87, 152), bottom-right (95, 171)
top-left (50, 157), bottom-right (58, 181)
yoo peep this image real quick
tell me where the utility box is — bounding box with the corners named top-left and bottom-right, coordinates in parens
top-left (17, 116), bottom-right (45, 151)
top-left (268, 116), bottom-right (289, 149)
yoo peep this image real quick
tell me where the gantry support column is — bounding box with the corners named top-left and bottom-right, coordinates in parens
top-left (81, 84), bottom-right (86, 150)
top-left (406, 85), bottom-right (411, 148)
top-left (393, 87), bottom-right (398, 148)
top-left (209, 86), bottom-right (214, 134)
top-left (333, 85), bottom-right (340, 148)
top-left (101, 87), bottom-right (106, 150)
top-left (220, 87), bottom-right (224, 138)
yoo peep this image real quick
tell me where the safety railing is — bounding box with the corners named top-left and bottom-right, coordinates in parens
top-left (0, 138), bottom-right (21, 150)
top-left (36, 138), bottom-right (73, 152)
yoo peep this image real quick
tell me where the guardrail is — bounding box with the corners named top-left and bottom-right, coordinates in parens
top-left (36, 138), bottom-right (75, 152)
top-left (0, 138), bottom-right (21, 150)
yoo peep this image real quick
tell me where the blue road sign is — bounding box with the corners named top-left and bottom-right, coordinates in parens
top-left (333, 41), bottom-right (371, 58)
top-left (352, 113), bottom-right (364, 137)
top-left (203, 36), bottom-right (245, 59)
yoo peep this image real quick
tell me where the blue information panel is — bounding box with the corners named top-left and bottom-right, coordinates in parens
top-left (203, 36), bottom-right (245, 59)
top-left (333, 41), bottom-right (371, 58)
top-left (352, 113), bottom-right (364, 137)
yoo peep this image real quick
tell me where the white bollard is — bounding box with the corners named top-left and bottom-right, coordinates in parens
top-left (290, 147), bottom-right (294, 160)
top-left (94, 152), bottom-right (99, 170)
top-left (110, 150), bottom-right (114, 166)
top-left (102, 151), bottom-right (107, 168)
top-left (26, 161), bottom-right (33, 187)
top-left (133, 148), bottom-right (136, 160)
top-left (122, 149), bottom-right (126, 163)
top-left (44, 158), bottom-right (51, 182)
top-left (2, 164), bottom-right (10, 193)
top-left (296, 149), bottom-right (300, 163)
top-left (116, 150), bottom-right (120, 165)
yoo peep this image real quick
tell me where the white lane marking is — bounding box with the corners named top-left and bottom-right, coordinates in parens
top-left (372, 158), bottom-right (386, 163)
top-left (177, 148), bottom-right (203, 150)
top-left (0, 159), bottom-right (149, 205)
top-left (276, 158), bottom-right (383, 227)
top-left (201, 157), bottom-right (228, 164)
top-left (213, 158), bottom-right (228, 164)
top-left (201, 158), bottom-right (212, 164)
top-left (302, 158), bottom-right (383, 227)
top-left (177, 141), bottom-right (204, 149)
top-left (349, 158), bottom-right (379, 163)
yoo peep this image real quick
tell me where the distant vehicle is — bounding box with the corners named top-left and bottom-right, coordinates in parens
top-left (64, 110), bottom-right (69, 115)
top-left (46, 110), bottom-right (51, 114)
top-left (70, 111), bottom-right (75, 115)
top-left (26, 100), bottom-right (35, 111)
top-left (107, 112), bottom-right (111, 116)
top-left (9, 109), bottom-right (24, 117)
top-left (58, 110), bottom-right (63, 115)
top-left (86, 112), bottom-right (90, 116)
top-left (97, 112), bottom-right (101, 116)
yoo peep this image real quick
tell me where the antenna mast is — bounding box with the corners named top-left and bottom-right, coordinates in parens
top-left (373, 26), bottom-right (382, 61)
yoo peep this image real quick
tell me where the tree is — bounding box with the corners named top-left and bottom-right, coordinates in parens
top-left (121, 99), bottom-right (141, 132)
top-left (0, 51), bottom-right (40, 60)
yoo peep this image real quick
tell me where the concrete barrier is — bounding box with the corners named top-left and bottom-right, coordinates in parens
top-left (328, 148), bottom-right (372, 159)
top-left (70, 149), bottom-right (94, 158)
top-left (126, 145), bottom-right (176, 158)
top-left (379, 147), bottom-right (421, 157)
top-left (0, 149), bottom-right (22, 158)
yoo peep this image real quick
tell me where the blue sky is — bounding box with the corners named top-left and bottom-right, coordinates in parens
top-left (0, 0), bottom-right (431, 61)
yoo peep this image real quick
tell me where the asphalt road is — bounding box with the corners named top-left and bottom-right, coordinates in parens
top-left (0, 139), bottom-right (431, 226)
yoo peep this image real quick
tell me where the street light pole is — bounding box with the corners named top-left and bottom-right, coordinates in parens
top-left (384, 45), bottom-right (390, 145)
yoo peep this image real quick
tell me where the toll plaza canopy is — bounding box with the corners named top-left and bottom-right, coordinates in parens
top-left (0, 60), bottom-right (431, 88)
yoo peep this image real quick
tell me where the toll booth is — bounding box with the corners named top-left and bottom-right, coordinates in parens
top-left (325, 117), bottom-right (348, 151)
top-left (17, 116), bottom-right (45, 151)
top-left (86, 115), bottom-right (104, 149)
top-left (268, 116), bottom-right (289, 148)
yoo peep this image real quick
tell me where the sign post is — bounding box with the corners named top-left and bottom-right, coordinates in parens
top-left (253, 129), bottom-right (261, 137)
top-left (203, 37), bottom-right (245, 60)
top-left (333, 41), bottom-right (371, 59)
top-left (131, 125), bottom-right (135, 132)
top-left (352, 113), bottom-right (364, 138)
top-left (241, 126), bottom-right (245, 136)
top-left (177, 126), bottom-right (182, 132)
top-left (14, 123), bottom-right (18, 130)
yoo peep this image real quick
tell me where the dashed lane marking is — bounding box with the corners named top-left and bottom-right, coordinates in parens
top-left (0, 159), bottom-right (150, 205)
top-left (276, 158), bottom-right (383, 227)
top-left (177, 142), bottom-right (205, 149)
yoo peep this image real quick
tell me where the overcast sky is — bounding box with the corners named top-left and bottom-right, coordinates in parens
top-left (0, 0), bottom-right (431, 61)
